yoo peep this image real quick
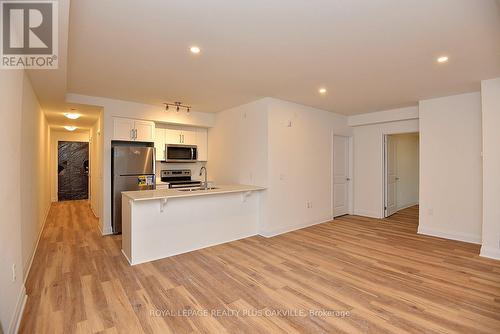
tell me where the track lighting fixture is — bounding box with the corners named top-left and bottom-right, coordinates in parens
top-left (164, 102), bottom-right (191, 113)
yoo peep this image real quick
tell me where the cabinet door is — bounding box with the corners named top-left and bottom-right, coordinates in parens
top-left (181, 129), bottom-right (197, 145)
top-left (165, 128), bottom-right (182, 144)
top-left (154, 128), bottom-right (166, 161)
top-left (196, 128), bottom-right (208, 161)
top-left (134, 120), bottom-right (155, 142)
top-left (113, 117), bottom-right (135, 141)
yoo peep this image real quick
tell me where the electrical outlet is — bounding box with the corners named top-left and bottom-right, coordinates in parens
top-left (12, 264), bottom-right (16, 282)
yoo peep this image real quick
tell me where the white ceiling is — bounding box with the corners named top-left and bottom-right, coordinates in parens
top-left (36, 0), bottom-right (500, 116)
top-left (45, 103), bottom-right (101, 129)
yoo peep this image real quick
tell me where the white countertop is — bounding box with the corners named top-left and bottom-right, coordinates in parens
top-left (122, 184), bottom-right (265, 201)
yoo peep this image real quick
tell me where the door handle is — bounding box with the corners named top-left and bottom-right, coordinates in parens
top-left (396, 177), bottom-right (400, 180)
top-left (346, 177), bottom-right (351, 181)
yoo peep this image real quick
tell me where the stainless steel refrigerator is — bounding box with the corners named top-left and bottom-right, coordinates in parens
top-left (112, 145), bottom-right (155, 233)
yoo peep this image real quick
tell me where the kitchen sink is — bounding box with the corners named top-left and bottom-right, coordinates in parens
top-left (177, 187), bottom-right (219, 192)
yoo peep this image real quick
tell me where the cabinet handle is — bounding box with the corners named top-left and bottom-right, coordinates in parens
top-left (131, 129), bottom-right (135, 140)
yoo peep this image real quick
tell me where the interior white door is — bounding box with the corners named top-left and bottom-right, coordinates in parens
top-left (333, 136), bottom-right (349, 217)
top-left (385, 135), bottom-right (398, 217)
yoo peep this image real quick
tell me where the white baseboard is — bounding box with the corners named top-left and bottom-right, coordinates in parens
top-left (23, 203), bottom-right (51, 281)
top-left (259, 217), bottom-right (332, 238)
top-left (101, 223), bottom-right (114, 236)
top-left (480, 246), bottom-right (500, 260)
top-left (8, 285), bottom-right (27, 334)
top-left (417, 226), bottom-right (481, 244)
top-left (353, 209), bottom-right (381, 219)
top-left (121, 249), bottom-right (132, 265)
top-left (396, 202), bottom-right (419, 211)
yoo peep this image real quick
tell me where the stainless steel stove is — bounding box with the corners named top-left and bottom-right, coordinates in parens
top-left (160, 169), bottom-right (201, 189)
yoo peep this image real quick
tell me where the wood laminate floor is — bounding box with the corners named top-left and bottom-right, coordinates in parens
top-left (20, 202), bottom-right (500, 333)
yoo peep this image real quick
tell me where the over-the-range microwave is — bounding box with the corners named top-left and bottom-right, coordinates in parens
top-left (164, 144), bottom-right (198, 162)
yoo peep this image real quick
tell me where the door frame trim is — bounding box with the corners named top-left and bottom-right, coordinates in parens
top-left (381, 131), bottom-right (419, 218)
top-left (332, 134), bottom-right (353, 219)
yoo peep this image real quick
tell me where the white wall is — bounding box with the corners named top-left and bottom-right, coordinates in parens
top-left (393, 133), bottom-right (419, 210)
top-left (480, 78), bottom-right (500, 259)
top-left (418, 92), bottom-right (482, 244)
top-left (348, 106), bottom-right (418, 127)
top-left (352, 107), bottom-right (419, 218)
top-left (0, 71), bottom-right (50, 334)
top-left (264, 98), bottom-right (351, 236)
top-left (20, 73), bottom-right (52, 281)
top-left (90, 113), bottom-right (104, 219)
top-left (0, 70), bottom-right (25, 334)
top-left (208, 99), bottom-right (268, 187)
top-left (66, 94), bottom-right (216, 234)
top-left (50, 130), bottom-right (90, 202)
top-left (208, 97), bottom-right (351, 237)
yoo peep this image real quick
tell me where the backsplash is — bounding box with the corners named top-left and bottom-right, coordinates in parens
top-left (155, 161), bottom-right (207, 181)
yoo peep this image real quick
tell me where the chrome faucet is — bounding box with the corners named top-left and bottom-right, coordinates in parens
top-left (199, 166), bottom-right (208, 190)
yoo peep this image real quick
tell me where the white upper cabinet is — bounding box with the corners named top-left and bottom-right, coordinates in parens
top-left (182, 130), bottom-right (197, 145)
top-left (196, 128), bottom-right (208, 161)
top-left (134, 120), bottom-right (155, 142)
top-left (165, 128), bottom-right (182, 145)
top-left (165, 128), bottom-right (197, 145)
top-left (154, 128), bottom-right (166, 161)
top-left (113, 117), bottom-right (155, 142)
top-left (113, 118), bottom-right (135, 141)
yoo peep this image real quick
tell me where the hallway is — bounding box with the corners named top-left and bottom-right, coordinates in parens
top-left (20, 202), bottom-right (500, 333)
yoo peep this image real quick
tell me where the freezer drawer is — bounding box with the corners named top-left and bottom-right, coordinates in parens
top-left (112, 175), bottom-right (154, 233)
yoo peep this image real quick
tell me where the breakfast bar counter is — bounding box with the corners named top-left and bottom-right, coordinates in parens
top-left (121, 184), bottom-right (265, 265)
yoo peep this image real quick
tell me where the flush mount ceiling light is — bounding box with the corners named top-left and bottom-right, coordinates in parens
top-left (164, 102), bottom-right (191, 113)
top-left (64, 113), bottom-right (80, 120)
top-left (319, 88), bottom-right (327, 94)
top-left (190, 46), bottom-right (201, 54)
top-left (64, 126), bottom-right (77, 131)
top-left (437, 56), bottom-right (449, 63)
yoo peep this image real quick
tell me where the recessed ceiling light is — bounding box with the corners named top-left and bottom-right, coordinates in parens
top-left (437, 56), bottom-right (449, 63)
top-left (64, 113), bottom-right (80, 120)
top-left (190, 46), bottom-right (201, 54)
top-left (64, 126), bottom-right (77, 131)
top-left (319, 88), bottom-right (327, 94)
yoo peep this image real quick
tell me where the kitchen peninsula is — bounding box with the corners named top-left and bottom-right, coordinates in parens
top-left (121, 185), bottom-right (265, 265)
